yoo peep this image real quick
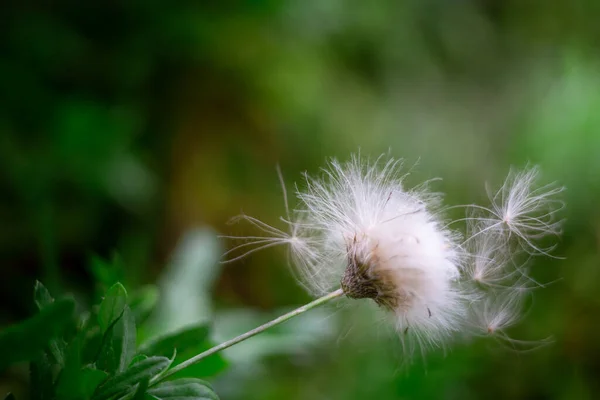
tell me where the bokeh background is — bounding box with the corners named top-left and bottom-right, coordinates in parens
top-left (1, 1), bottom-right (600, 399)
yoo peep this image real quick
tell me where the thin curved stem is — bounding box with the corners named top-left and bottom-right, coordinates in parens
top-left (153, 288), bottom-right (345, 384)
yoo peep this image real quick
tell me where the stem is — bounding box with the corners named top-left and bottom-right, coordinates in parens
top-left (154, 288), bottom-right (345, 384)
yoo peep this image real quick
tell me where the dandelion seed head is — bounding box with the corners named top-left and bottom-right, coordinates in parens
top-left (293, 155), bottom-right (468, 349)
top-left (222, 153), bottom-right (564, 358)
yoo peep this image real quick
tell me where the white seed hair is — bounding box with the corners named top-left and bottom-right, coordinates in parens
top-left (468, 166), bottom-right (564, 255)
top-left (465, 221), bottom-right (517, 288)
top-left (222, 154), bottom-right (563, 356)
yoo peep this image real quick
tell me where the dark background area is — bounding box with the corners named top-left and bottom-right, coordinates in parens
top-left (1, 1), bottom-right (600, 399)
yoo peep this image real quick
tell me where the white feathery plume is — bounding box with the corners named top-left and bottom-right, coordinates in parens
top-left (221, 166), bottom-right (318, 267)
top-left (470, 288), bottom-right (526, 337)
top-left (465, 220), bottom-right (518, 288)
top-left (466, 166), bottom-right (564, 255)
top-left (468, 285), bottom-right (551, 351)
top-left (296, 155), bottom-right (467, 352)
top-left (222, 154), bottom-right (563, 357)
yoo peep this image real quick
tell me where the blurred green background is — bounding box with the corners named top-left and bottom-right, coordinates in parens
top-left (1, 1), bottom-right (599, 399)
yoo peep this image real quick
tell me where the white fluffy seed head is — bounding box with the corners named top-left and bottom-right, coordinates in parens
top-left (295, 156), bottom-right (467, 350)
top-left (222, 154), bottom-right (564, 357)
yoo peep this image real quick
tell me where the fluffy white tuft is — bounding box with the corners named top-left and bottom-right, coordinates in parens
top-left (468, 166), bottom-right (564, 255)
top-left (222, 154), bottom-right (563, 357)
top-left (295, 156), bottom-right (467, 351)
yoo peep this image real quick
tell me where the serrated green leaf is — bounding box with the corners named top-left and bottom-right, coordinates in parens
top-left (137, 324), bottom-right (226, 379)
top-left (128, 285), bottom-right (159, 325)
top-left (34, 281), bottom-right (54, 310)
top-left (92, 356), bottom-right (171, 400)
top-left (0, 298), bottom-right (75, 370)
top-left (147, 378), bottom-right (219, 400)
top-left (97, 306), bottom-right (136, 373)
top-left (98, 282), bottom-right (128, 333)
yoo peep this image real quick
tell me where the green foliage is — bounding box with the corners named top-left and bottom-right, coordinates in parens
top-left (128, 286), bottom-right (159, 325)
top-left (33, 281), bottom-right (68, 366)
top-left (2, 1), bottom-right (600, 399)
top-left (138, 325), bottom-right (209, 361)
top-left (57, 367), bottom-right (108, 400)
top-left (33, 281), bottom-right (54, 310)
top-left (0, 296), bottom-right (74, 370)
top-left (90, 255), bottom-right (127, 294)
top-left (138, 324), bottom-right (227, 380)
top-left (147, 378), bottom-right (218, 400)
top-left (98, 282), bottom-right (128, 333)
top-left (30, 352), bottom-right (53, 400)
top-left (92, 356), bottom-right (173, 400)
top-left (0, 278), bottom-right (222, 400)
top-left (97, 306), bottom-right (136, 374)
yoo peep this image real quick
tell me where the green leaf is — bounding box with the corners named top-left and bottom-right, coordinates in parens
top-left (129, 354), bottom-right (148, 367)
top-left (57, 364), bottom-right (108, 400)
top-left (33, 281), bottom-right (67, 366)
top-left (90, 254), bottom-right (125, 290)
top-left (98, 282), bottom-right (128, 333)
top-left (81, 325), bottom-right (103, 366)
top-left (147, 378), bottom-right (219, 400)
top-left (34, 281), bottom-right (54, 310)
top-left (92, 356), bottom-right (172, 400)
top-left (128, 285), bottom-right (159, 325)
top-left (46, 338), bottom-right (67, 367)
top-left (97, 306), bottom-right (136, 373)
top-left (56, 305), bottom-right (108, 399)
top-left (30, 351), bottom-right (54, 400)
top-left (138, 324), bottom-right (226, 379)
top-left (129, 378), bottom-right (149, 400)
top-left (80, 367), bottom-right (109, 397)
top-left (138, 324), bottom-right (209, 359)
top-left (149, 350), bottom-right (176, 384)
top-left (4, 394), bottom-right (16, 400)
top-left (56, 323), bottom-right (85, 397)
top-left (0, 298), bottom-right (75, 370)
